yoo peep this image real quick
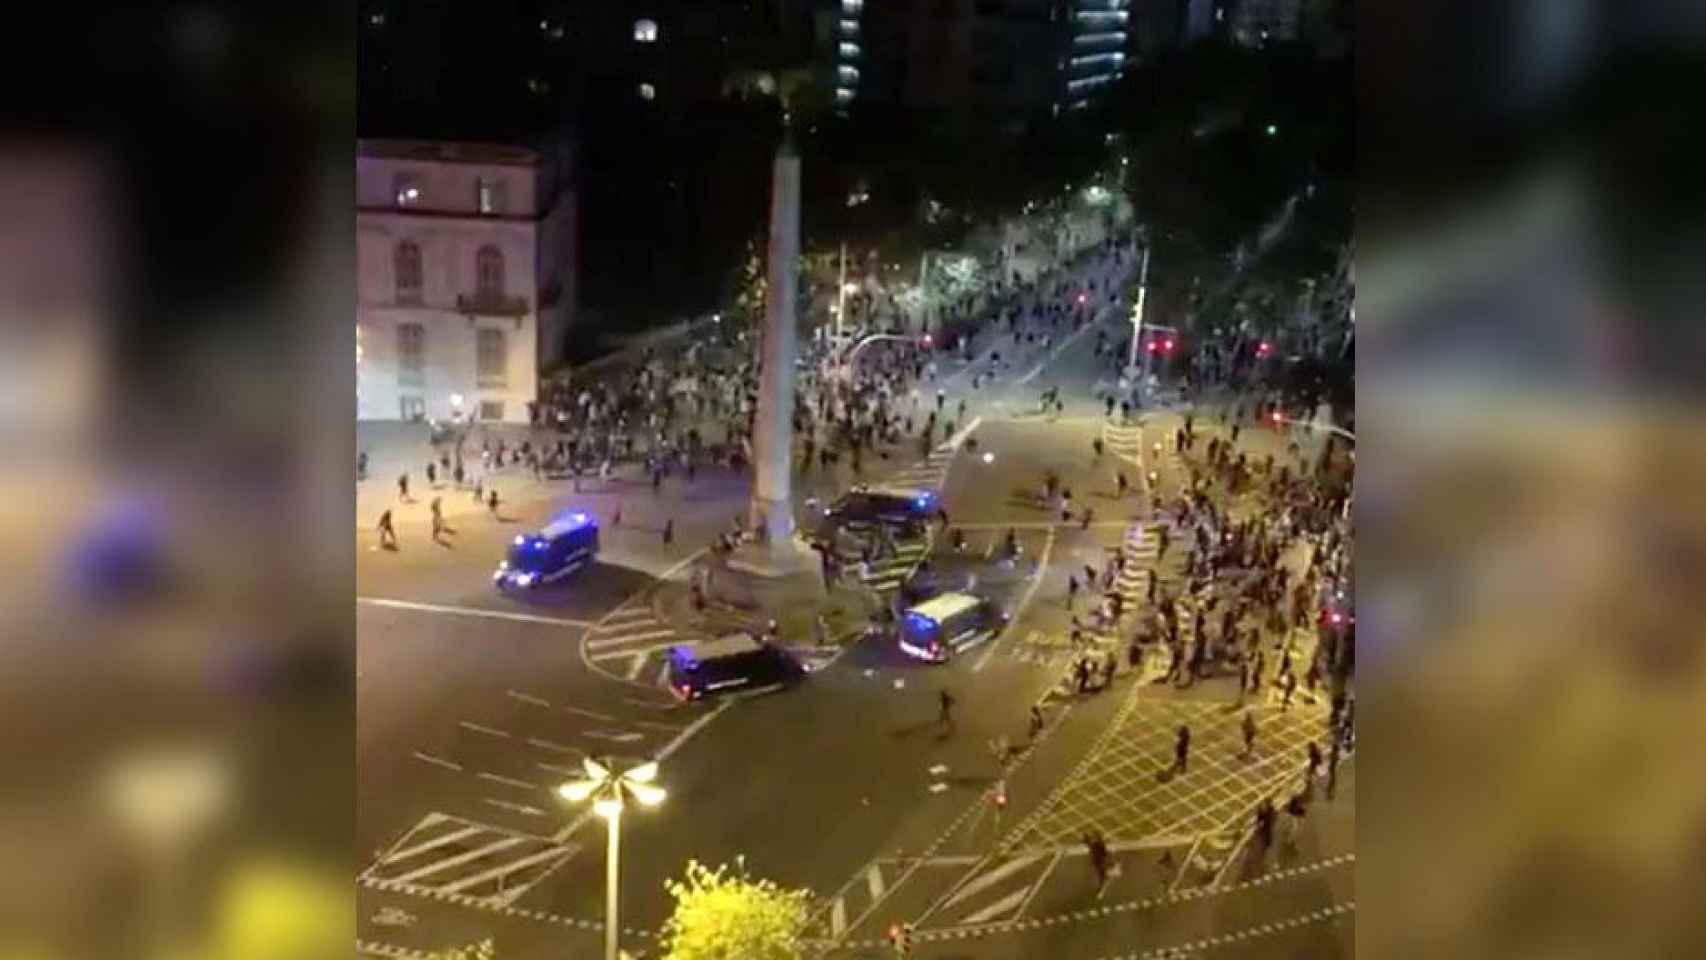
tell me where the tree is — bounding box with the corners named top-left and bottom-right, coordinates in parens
top-left (659, 860), bottom-right (812, 960)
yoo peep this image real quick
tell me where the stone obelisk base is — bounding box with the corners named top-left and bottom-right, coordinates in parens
top-left (712, 535), bottom-right (828, 612)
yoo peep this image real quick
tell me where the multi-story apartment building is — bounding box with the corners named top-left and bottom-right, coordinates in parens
top-left (356, 139), bottom-right (576, 423)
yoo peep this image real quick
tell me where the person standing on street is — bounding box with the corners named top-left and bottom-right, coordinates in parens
top-left (377, 509), bottom-right (397, 549)
top-left (1241, 710), bottom-right (1258, 759)
top-left (397, 472), bottom-right (410, 501)
top-left (663, 518), bottom-right (675, 545)
top-left (430, 497), bottom-right (445, 543)
top-left (487, 488), bottom-right (499, 517)
top-left (1172, 724), bottom-right (1191, 776)
top-left (938, 689), bottom-right (956, 735)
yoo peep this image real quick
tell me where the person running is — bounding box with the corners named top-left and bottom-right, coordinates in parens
top-left (487, 488), bottom-right (499, 517)
top-left (397, 472), bottom-right (410, 501)
top-left (376, 509), bottom-right (397, 548)
top-left (1086, 830), bottom-right (1113, 898)
top-left (1172, 724), bottom-right (1191, 775)
top-left (1241, 710), bottom-right (1258, 759)
top-left (937, 689), bottom-right (956, 735)
top-left (430, 497), bottom-right (445, 543)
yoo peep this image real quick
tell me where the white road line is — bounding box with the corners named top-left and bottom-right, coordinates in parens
top-left (654, 661), bottom-right (671, 687)
top-left (507, 691), bottom-right (551, 707)
top-left (584, 730), bottom-right (646, 744)
top-left (830, 897), bottom-right (848, 937)
top-left (459, 721), bottom-right (510, 739)
top-left (526, 737), bottom-right (580, 756)
top-left (944, 853), bottom-right (1045, 909)
top-left (866, 863), bottom-right (886, 901)
top-left (388, 836), bottom-right (526, 885)
top-left (383, 824), bottom-right (488, 864)
top-left (411, 752), bottom-right (463, 773)
top-left (586, 629), bottom-right (676, 651)
top-left (483, 799), bottom-right (547, 819)
top-left (973, 526), bottom-right (1055, 673)
top-left (625, 653), bottom-right (647, 680)
top-left (959, 886), bottom-right (1031, 926)
top-left (589, 642), bottom-right (681, 662)
top-left (478, 771), bottom-right (538, 791)
top-left (535, 761), bottom-right (579, 777)
top-left (438, 845), bottom-right (574, 896)
top-left (358, 597), bottom-right (591, 628)
top-left (602, 607), bottom-right (655, 621)
top-left (655, 701), bottom-right (730, 763)
top-left (562, 706), bottom-right (620, 723)
top-left (1013, 851), bottom-right (1063, 921)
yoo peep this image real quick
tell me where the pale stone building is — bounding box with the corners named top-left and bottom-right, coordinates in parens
top-left (356, 139), bottom-right (576, 423)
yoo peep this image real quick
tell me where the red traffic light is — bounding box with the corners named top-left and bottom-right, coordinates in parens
top-left (1257, 341), bottom-right (1272, 357)
top-left (1163, 339), bottom-right (1175, 351)
top-left (1146, 341), bottom-right (1159, 352)
top-left (1076, 292), bottom-right (1088, 304)
top-left (921, 334), bottom-right (933, 347)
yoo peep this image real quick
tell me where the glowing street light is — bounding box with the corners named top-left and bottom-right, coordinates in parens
top-left (559, 757), bottom-right (667, 960)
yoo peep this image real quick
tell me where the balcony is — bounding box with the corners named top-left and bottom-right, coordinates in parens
top-left (457, 291), bottom-right (530, 316)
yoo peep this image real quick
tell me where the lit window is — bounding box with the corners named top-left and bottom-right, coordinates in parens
top-left (639, 82), bottom-right (656, 100)
top-left (839, 42), bottom-right (860, 58)
top-left (633, 18), bottom-right (658, 43)
top-left (841, 0), bottom-right (863, 12)
top-left (368, 11), bottom-right (385, 27)
top-left (835, 87), bottom-right (855, 103)
top-left (840, 18), bottom-right (859, 34)
top-left (477, 179), bottom-right (502, 215)
top-left (394, 174), bottom-right (420, 207)
top-left (837, 65), bottom-right (859, 82)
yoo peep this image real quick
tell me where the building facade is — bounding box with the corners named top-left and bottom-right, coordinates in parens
top-left (356, 139), bottom-right (576, 423)
top-left (817, 0), bottom-right (1136, 127)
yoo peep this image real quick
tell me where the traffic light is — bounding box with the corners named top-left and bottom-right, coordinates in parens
top-left (993, 780), bottom-right (1008, 810)
top-left (1257, 340), bottom-right (1272, 358)
top-left (921, 333), bottom-right (934, 348)
top-left (888, 923), bottom-right (913, 954)
top-left (1163, 338), bottom-right (1175, 352)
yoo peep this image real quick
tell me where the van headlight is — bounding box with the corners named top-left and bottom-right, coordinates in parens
top-left (514, 572), bottom-right (536, 587)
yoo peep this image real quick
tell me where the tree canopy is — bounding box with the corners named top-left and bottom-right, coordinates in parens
top-left (659, 860), bottom-right (813, 960)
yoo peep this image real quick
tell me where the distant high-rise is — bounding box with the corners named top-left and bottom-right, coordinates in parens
top-left (814, 0), bottom-right (1139, 131)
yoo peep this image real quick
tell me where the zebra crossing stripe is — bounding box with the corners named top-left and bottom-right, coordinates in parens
top-left (960, 886), bottom-right (1030, 926)
top-left (587, 629), bottom-right (674, 650)
top-left (387, 836), bottom-right (526, 885)
top-left (437, 845), bottom-right (574, 896)
top-left (830, 897), bottom-right (847, 937)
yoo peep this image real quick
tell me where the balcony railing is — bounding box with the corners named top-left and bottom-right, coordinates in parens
top-left (457, 291), bottom-right (530, 316)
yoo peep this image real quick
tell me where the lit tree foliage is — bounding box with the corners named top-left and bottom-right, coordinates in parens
top-left (659, 860), bottom-right (812, 960)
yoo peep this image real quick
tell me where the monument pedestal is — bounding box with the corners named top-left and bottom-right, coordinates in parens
top-left (710, 537), bottom-right (828, 613)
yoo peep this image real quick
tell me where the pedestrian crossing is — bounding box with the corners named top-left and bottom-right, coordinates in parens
top-left (359, 812), bottom-right (579, 908)
top-left (884, 446), bottom-right (959, 492)
top-left (1102, 422), bottom-right (1144, 468)
top-left (857, 537), bottom-right (932, 593)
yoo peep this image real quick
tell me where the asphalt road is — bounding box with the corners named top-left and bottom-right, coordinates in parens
top-left (355, 246), bottom-right (1353, 959)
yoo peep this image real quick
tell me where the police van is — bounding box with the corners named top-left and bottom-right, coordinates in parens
top-left (898, 592), bottom-right (1008, 663)
top-left (815, 484), bottom-right (936, 545)
top-left (666, 631), bottom-right (805, 701)
top-left (493, 510), bottom-right (599, 590)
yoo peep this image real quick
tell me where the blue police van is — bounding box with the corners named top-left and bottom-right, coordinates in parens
top-left (493, 510), bottom-right (599, 590)
top-left (898, 592), bottom-right (1007, 663)
top-left (666, 631), bottom-right (805, 702)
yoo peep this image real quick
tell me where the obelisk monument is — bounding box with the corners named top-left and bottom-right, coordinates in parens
top-left (748, 133), bottom-right (801, 544)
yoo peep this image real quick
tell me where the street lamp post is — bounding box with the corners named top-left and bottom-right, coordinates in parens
top-left (559, 758), bottom-right (667, 960)
top-left (839, 332), bottom-right (922, 381)
top-left (1124, 243), bottom-right (1150, 379)
top-left (835, 241), bottom-right (849, 340)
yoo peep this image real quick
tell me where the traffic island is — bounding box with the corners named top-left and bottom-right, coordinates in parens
top-left (657, 548), bottom-right (876, 651)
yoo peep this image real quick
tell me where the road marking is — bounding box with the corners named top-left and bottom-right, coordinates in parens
top-left (584, 730), bottom-right (645, 744)
top-left (438, 844), bottom-right (576, 896)
top-left (459, 721), bottom-right (510, 739)
top-left (959, 886), bottom-right (1030, 926)
top-left (946, 416), bottom-right (983, 450)
top-left (526, 737), bottom-right (580, 756)
top-left (590, 642), bottom-right (681, 662)
top-left (383, 824), bottom-right (488, 864)
top-left (484, 799), bottom-right (547, 818)
top-left (974, 526), bottom-right (1055, 673)
top-left (866, 864), bottom-right (885, 901)
top-left (625, 653), bottom-right (647, 680)
top-left (388, 836), bottom-right (526, 885)
top-left (929, 764), bottom-right (950, 776)
top-left (562, 706), bottom-right (619, 723)
top-left (411, 751), bottom-right (463, 773)
top-left (587, 629), bottom-right (676, 651)
top-left (507, 691), bottom-right (551, 707)
top-left (929, 783), bottom-right (949, 794)
top-left (358, 597), bottom-right (591, 628)
top-left (944, 853), bottom-right (1045, 910)
top-left (830, 897), bottom-right (848, 937)
top-left (655, 661), bottom-right (671, 687)
top-left (478, 772), bottom-right (538, 791)
top-left (655, 701), bottom-right (729, 763)
top-left (1013, 851), bottom-right (1063, 921)
top-left (536, 761), bottom-right (579, 777)
top-left (602, 607), bottom-right (655, 621)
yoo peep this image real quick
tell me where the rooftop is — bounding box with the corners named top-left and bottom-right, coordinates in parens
top-left (908, 592), bottom-right (982, 622)
top-left (358, 139), bottom-right (539, 167)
